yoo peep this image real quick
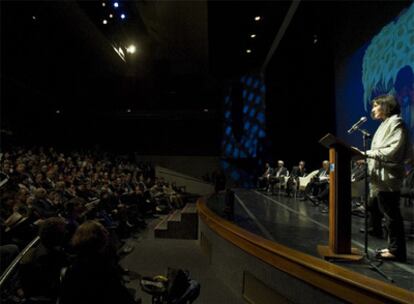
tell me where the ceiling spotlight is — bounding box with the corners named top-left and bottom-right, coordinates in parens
top-left (113, 2), bottom-right (119, 8)
top-left (102, 2), bottom-right (106, 7)
top-left (102, 19), bottom-right (108, 25)
top-left (126, 45), bottom-right (136, 54)
top-left (250, 34), bottom-right (256, 38)
top-left (56, 110), bottom-right (61, 114)
top-left (126, 109), bottom-right (131, 113)
top-left (246, 49), bottom-right (252, 54)
top-left (203, 109), bottom-right (209, 113)
top-left (120, 13), bottom-right (126, 19)
top-left (109, 13), bottom-right (113, 18)
top-left (32, 15), bottom-right (37, 20)
top-left (313, 34), bottom-right (318, 44)
top-left (254, 16), bottom-right (261, 21)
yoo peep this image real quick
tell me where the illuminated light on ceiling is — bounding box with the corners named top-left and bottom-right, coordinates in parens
top-left (102, 19), bottom-right (108, 25)
top-left (120, 13), bottom-right (126, 19)
top-left (126, 109), bottom-right (132, 113)
top-left (56, 110), bottom-right (61, 114)
top-left (102, 2), bottom-right (106, 7)
top-left (246, 49), bottom-right (252, 54)
top-left (203, 109), bottom-right (209, 112)
top-left (32, 16), bottom-right (37, 20)
top-left (126, 45), bottom-right (136, 54)
top-left (313, 34), bottom-right (318, 44)
top-left (113, 2), bottom-right (119, 8)
top-left (112, 45), bottom-right (126, 62)
top-left (250, 34), bottom-right (256, 38)
top-left (109, 14), bottom-right (113, 18)
top-left (254, 16), bottom-right (261, 21)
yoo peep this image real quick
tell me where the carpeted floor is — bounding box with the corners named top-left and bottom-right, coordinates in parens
top-left (120, 215), bottom-right (244, 304)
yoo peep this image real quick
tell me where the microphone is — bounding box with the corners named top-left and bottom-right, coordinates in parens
top-left (347, 116), bottom-right (367, 134)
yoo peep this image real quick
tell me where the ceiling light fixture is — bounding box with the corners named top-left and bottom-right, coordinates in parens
top-left (246, 49), bottom-right (252, 54)
top-left (114, 2), bottom-right (119, 8)
top-left (254, 16), bottom-right (261, 21)
top-left (250, 34), bottom-right (256, 38)
top-left (102, 19), bottom-right (108, 25)
top-left (120, 13), bottom-right (126, 19)
top-left (126, 45), bottom-right (136, 54)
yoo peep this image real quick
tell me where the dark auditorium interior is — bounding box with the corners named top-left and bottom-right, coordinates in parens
top-left (1, 1), bottom-right (413, 304)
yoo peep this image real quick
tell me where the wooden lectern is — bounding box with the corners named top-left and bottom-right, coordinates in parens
top-left (317, 133), bottom-right (363, 261)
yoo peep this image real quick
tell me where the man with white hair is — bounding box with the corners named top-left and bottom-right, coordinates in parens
top-left (269, 160), bottom-right (289, 193)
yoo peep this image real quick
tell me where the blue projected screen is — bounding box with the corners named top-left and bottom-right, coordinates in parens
top-left (221, 74), bottom-right (266, 158)
top-left (336, 3), bottom-right (414, 147)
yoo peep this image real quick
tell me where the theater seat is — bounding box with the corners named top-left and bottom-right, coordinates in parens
top-left (170, 279), bottom-right (200, 304)
top-left (22, 296), bottom-right (55, 304)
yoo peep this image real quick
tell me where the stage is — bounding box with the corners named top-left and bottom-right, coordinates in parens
top-left (206, 189), bottom-right (414, 292)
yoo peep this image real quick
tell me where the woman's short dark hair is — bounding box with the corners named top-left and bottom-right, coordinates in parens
top-left (71, 220), bottom-right (109, 255)
top-left (39, 217), bottom-right (67, 249)
top-left (370, 94), bottom-right (401, 117)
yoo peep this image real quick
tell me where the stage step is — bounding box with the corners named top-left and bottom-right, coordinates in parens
top-left (154, 203), bottom-right (198, 240)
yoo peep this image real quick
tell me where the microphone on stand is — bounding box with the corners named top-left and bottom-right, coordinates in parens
top-left (347, 116), bottom-right (368, 134)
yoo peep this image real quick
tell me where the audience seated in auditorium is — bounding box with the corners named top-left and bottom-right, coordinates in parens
top-left (286, 161), bottom-right (306, 197)
top-left (0, 144), bottom-right (190, 286)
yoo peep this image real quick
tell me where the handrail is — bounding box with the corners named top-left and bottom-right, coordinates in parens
top-left (0, 236), bottom-right (40, 288)
top-left (197, 198), bottom-right (414, 304)
top-left (156, 167), bottom-right (212, 185)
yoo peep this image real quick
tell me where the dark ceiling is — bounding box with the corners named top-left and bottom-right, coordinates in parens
top-left (1, 0), bottom-right (291, 112)
top-left (2, 0), bottom-right (411, 156)
top-left (0, 0), bottom-right (294, 151)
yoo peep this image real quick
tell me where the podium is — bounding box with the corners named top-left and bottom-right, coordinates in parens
top-left (317, 133), bottom-right (363, 261)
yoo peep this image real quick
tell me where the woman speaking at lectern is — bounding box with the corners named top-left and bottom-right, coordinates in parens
top-left (366, 94), bottom-right (411, 262)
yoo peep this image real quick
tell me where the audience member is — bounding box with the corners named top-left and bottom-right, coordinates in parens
top-left (60, 220), bottom-right (137, 304)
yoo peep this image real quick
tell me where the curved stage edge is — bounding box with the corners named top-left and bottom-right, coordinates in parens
top-left (197, 198), bottom-right (414, 304)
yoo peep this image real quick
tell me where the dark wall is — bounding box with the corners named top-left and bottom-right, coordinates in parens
top-left (264, 2), bottom-right (336, 170)
top-left (1, 1), bottom-right (221, 155)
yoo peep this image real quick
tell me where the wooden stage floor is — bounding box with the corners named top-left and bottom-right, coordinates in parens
top-left (207, 189), bottom-right (414, 292)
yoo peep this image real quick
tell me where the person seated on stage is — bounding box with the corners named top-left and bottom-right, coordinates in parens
top-left (268, 160), bottom-right (289, 193)
top-left (257, 162), bottom-right (273, 191)
top-left (286, 161), bottom-right (306, 197)
top-left (304, 160), bottom-right (329, 205)
top-left (351, 160), bottom-right (366, 182)
top-left (401, 164), bottom-right (414, 202)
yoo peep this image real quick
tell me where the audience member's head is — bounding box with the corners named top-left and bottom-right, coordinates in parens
top-left (39, 217), bottom-right (67, 250)
top-left (71, 220), bottom-right (109, 256)
top-left (34, 187), bottom-right (47, 199)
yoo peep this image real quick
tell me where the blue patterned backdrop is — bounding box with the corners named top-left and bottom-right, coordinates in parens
top-left (221, 74), bottom-right (266, 187)
top-left (336, 3), bottom-right (414, 147)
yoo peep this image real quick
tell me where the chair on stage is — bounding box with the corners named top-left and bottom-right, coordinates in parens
top-left (271, 175), bottom-right (289, 196)
top-left (298, 170), bottom-right (319, 199)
